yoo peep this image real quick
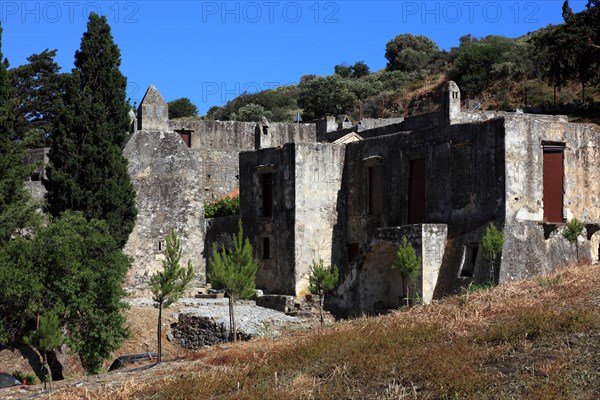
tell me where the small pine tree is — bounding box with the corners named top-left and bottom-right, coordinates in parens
top-left (24, 313), bottom-right (63, 390)
top-left (208, 220), bottom-right (257, 342)
top-left (149, 230), bottom-right (194, 363)
top-left (308, 259), bottom-right (339, 326)
top-left (392, 236), bottom-right (421, 306)
top-left (563, 218), bottom-right (584, 259)
top-left (482, 223), bottom-right (505, 284)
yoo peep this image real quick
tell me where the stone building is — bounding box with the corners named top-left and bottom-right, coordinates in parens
top-left (122, 85), bottom-right (317, 292)
top-left (240, 81), bottom-right (600, 315)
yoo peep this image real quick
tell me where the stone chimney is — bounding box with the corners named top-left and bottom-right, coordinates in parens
top-left (137, 84), bottom-right (169, 131)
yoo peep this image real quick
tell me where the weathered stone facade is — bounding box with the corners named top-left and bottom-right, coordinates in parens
top-left (240, 81), bottom-right (600, 315)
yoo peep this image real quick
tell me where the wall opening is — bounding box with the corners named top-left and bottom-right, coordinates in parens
top-left (262, 126), bottom-right (268, 135)
top-left (158, 240), bottom-right (165, 252)
top-left (261, 173), bottom-right (273, 217)
top-left (408, 158), bottom-right (426, 224)
top-left (176, 130), bottom-right (192, 148)
top-left (347, 243), bottom-right (359, 262)
top-left (459, 244), bottom-right (478, 277)
top-left (368, 165), bottom-right (383, 215)
top-left (543, 146), bottom-right (564, 223)
top-left (30, 172), bottom-right (41, 182)
top-left (262, 237), bottom-right (271, 259)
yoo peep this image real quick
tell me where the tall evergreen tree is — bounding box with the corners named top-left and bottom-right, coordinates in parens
top-left (10, 49), bottom-right (64, 146)
top-left (44, 13), bottom-right (136, 248)
top-left (0, 24), bottom-right (39, 242)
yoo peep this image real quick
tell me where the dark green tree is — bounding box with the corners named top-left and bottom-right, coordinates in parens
top-left (24, 312), bottom-right (63, 389)
top-left (0, 24), bottom-right (39, 243)
top-left (352, 61), bottom-right (370, 78)
top-left (334, 64), bottom-right (352, 78)
top-left (298, 75), bottom-right (357, 119)
top-left (482, 223), bottom-right (505, 284)
top-left (391, 236), bottom-right (421, 306)
top-left (10, 49), bottom-right (64, 145)
top-left (167, 97), bottom-right (198, 119)
top-left (44, 13), bottom-right (136, 248)
top-left (149, 230), bottom-right (194, 363)
top-left (385, 34), bottom-right (440, 72)
top-left (308, 259), bottom-right (339, 326)
top-left (208, 220), bottom-right (257, 342)
top-left (0, 212), bottom-right (130, 375)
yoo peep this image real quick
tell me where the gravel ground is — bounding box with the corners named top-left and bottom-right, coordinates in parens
top-left (127, 297), bottom-right (299, 336)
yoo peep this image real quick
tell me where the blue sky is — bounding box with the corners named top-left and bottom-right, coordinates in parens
top-left (1, 1), bottom-right (588, 115)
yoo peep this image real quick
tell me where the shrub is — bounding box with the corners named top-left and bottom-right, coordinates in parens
top-left (204, 195), bottom-right (239, 218)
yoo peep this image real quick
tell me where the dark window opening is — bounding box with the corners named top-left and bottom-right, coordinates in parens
top-left (30, 172), bottom-right (40, 182)
top-left (408, 158), bottom-right (426, 224)
top-left (261, 173), bottom-right (273, 217)
top-left (460, 244), bottom-right (478, 277)
top-left (368, 165), bottom-right (383, 215)
top-left (158, 240), bottom-right (165, 252)
top-left (262, 237), bottom-right (271, 259)
top-left (262, 126), bottom-right (268, 135)
top-left (543, 149), bottom-right (564, 223)
top-left (347, 243), bottom-right (359, 262)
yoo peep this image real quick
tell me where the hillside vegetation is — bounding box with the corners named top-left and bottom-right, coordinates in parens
top-left (36, 261), bottom-right (600, 400)
top-left (205, 1), bottom-right (599, 123)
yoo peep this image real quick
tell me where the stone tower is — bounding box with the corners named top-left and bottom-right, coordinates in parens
top-left (137, 84), bottom-right (169, 131)
top-left (441, 81), bottom-right (461, 126)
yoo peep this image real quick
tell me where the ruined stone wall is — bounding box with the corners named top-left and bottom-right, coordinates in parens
top-left (293, 143), bottom-right (345, 296)
top-left (204, 215), bottom-right (239, 267)
top-left (500, 115), bottom-right (600, 281)
top-left (123, 130), bottom-right (205, 292)
top-left (240, 145), bottom-right (297, 295)
top-left (332, 224), bottom-right (447, 315)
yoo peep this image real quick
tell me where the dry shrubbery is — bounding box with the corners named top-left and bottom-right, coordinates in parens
top-left (47, 262), bottom-right (600, 400)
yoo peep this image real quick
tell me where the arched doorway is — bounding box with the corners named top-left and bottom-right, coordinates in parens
top-left (358, 241), bottom-right (404, 314)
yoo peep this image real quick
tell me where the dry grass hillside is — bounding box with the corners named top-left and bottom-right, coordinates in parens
top-left (6, 261), bottom-right (600, 399)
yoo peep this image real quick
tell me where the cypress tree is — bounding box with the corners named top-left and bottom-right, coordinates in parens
top-left (0, 24), bottom-right (38, 242)
top-left (45, 13), bottom-right (136, 248)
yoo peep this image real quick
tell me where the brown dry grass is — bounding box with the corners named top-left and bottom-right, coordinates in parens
top-left (18, 262), bottom-right (600, 400)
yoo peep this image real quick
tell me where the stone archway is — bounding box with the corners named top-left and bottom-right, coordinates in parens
top-left (357, 241), bottom-right (404, 314)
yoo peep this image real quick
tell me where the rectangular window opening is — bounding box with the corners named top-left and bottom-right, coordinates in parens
top-left (368, 165), bottom-right (383, 215)
top-left (261, 173), bottom-right (273, 217)
top-left (262, 237), bottom-right (271, 260)
top-left (543, 147), bottom-right (564, 223)
top-left (347, 243), bottom-right (359, 262)
top-left (30, 172), bottom-right (40, 182)
top-left (158, 240), bottom-right (165, 252)
top-left (176, 130), bottom-right (192, 148)
top-left (459, 244), bottom-right (478, 278)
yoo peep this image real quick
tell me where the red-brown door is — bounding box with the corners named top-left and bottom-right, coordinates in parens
top-left (543, 151), bottom-right (564, 222)
top-left (408, 158), bottom-right (425, 224)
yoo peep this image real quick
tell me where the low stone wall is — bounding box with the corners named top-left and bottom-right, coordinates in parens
top-left (169, 313), bottom-right (250, 348)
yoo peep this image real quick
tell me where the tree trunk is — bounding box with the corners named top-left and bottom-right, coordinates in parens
top-left (230, 297), bottom-right (237, 342)
top-left (45, 350), bottom-right (63, 382)
top-left (553, 86), bottom-right (557, 106)
top-left (157, 302), bottom-right (163, 363)
top-left (42, 352), bottom-right (49, 391)
top-left (319, 289), bottom-right (324, 326)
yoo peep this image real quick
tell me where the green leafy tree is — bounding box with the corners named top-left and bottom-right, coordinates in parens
top-left (208, 220), bottom-right (257, 342)
top-left (167, 97), bottom-right (198, 119)
top-left (0, 212), bottom-right (130, 375)
top-left (204, 195), bottom-right (240, 218)
top-left (10, 49), bottom-right (64, 145)
top-left (562, 218), bottom-right (584, 258)
top-left (44, 13), bottom-right (136, 248)
top-left (482, 223), bottom-right (505, 284)
top-left (385, 34), bottom-right (440, 72)
top-left (334, 64), bottom-right (352, 78)
top-left (149, 230), bottom-right (194, 363)
top-left (391, 237), bottom-right (421, 306)
top-left (24, 313), bottom-right (63, 389)
top-left (233, 103), bottom-right (272, 122)
top-left (352, 61), bottom-right (370, 78)
top-left (298, 75), bottom-right (357, 120)
top-left (0, 24), bottom-right (39, 243)
top-left (308, 259), bottom-right (339, 326)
